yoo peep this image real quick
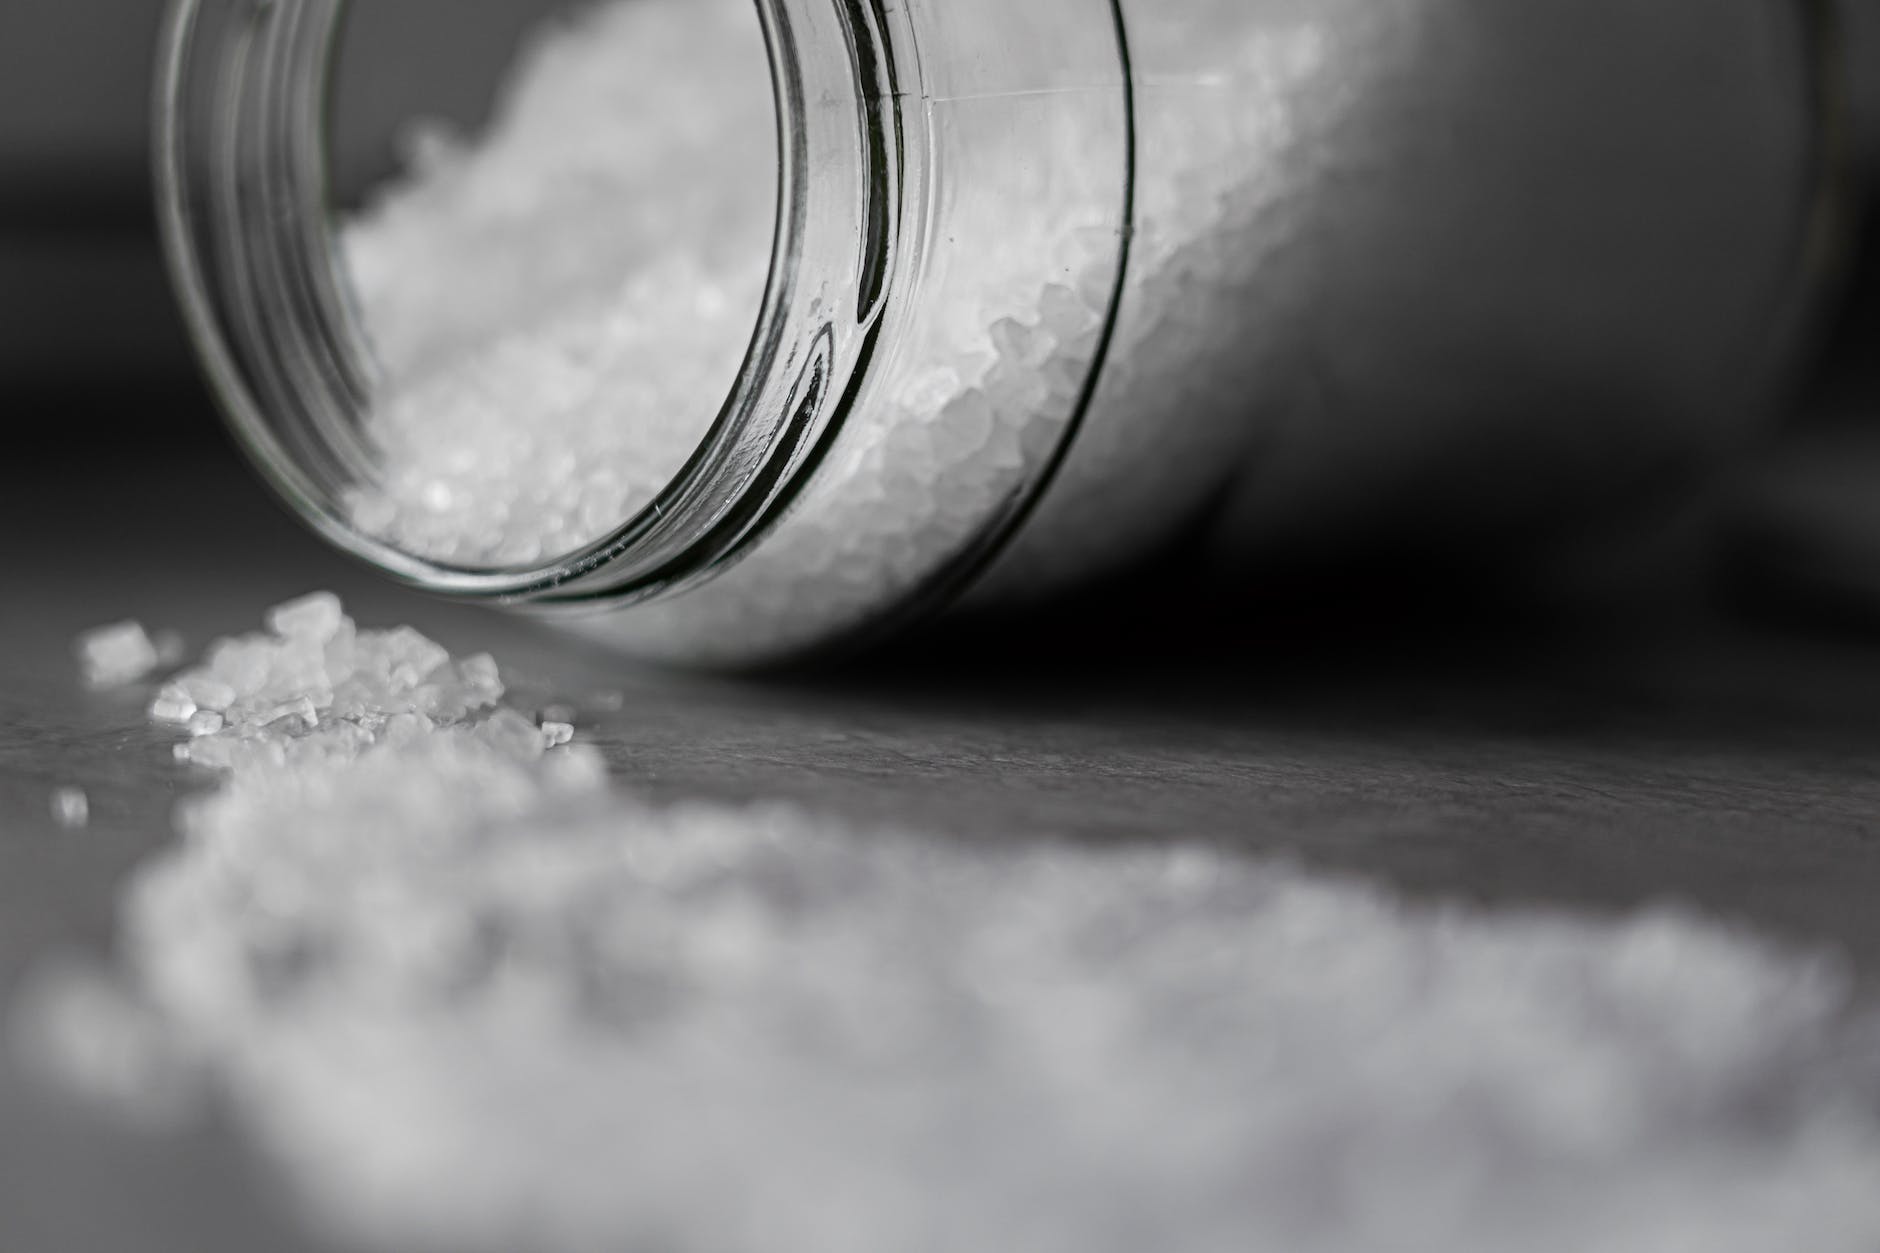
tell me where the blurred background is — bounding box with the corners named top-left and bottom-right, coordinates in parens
top-left (0, 0), bottom-right (562, 432)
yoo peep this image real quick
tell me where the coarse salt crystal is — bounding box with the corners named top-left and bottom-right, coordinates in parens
top-left (458, 654), bottom-right (506, 704)
top-left (267, 591), bottom-right (346, 644)
top-left (173, 672), bottom-right (238, 713)
top-left (148, 685), bottom-right (198, 725)
top-left (478, 708), bottom-right (547, 761)
top-left (382, 712), bottom-right (437, 745)
top-left (76, 621), bottom-right (161, 690)
top-left (260, 696), bottom-right (319, 730)
top-left (376, 627), bottom-right (452, 690)
top-left (49, 787), bottom-right (90, 830)
top-left (206, 638), bottom-right (274, 697)
top-left (342, 0), bottom-right (773, 572)
top-left (38, 586), bottom-right (1880, 1253)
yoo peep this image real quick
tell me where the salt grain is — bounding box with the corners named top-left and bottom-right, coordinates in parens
top-left (49, 787), bottom-right (89, 830)
top-left (260, 695), bottom-right (319, 730)
top-left (170, 672), bottom-right (237, 713)
top-left (458, 654), bottom-right (505, 705)
top-left (539, 721), bottom-right (575, 749)
top-left (477, 708), bottom-right (547, 761)
top-left (29, 593), bottom-right (1880, 1253)
top-left (377, 627), bottom-right (451, 690)
top-left (267, 591), bottom-right (346, 644)
top-left (76, 621), bottom-right (162, 690)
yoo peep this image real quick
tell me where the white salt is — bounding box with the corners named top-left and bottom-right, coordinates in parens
top-left (203, 636), bottom-right (274, 698)
top-left (343, 0), bottom-right (774, 569)
top-left (147, 684), bottom-right (198, 726)
top-left (267, 591), bottom-right (346, 644)
top-left (21, 594), bottom-right (1880, 1253)
top-left (477, 707), bottom-right (547, 761)
top-left (153, 630), bottom-right (189, 669)
top-left (458, 654), bottom-right (505, 705)
top-left (539, 720), bottom-right (575, 749)
top-left (173, 672), bottom-right (238, 713)
top-left (376, 626), bottom-right (451, 690)
top-left (260, 695), bottom-right (319, 730)
top-left (76, 621), bottom-right (162, 690)
top-left (49, 787), bottom-right (89, 830)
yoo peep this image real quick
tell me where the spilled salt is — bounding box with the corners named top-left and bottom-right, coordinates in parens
top-left (76, 621), bottom-right (163, 690)
top-left (49, 786), bottom-right (90, 830)
top-left (13, 594), bottom-right (1880, 1252)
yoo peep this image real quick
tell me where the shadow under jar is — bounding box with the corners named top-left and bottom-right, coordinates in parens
top-left (159, 0), bottom-right (1848, 666)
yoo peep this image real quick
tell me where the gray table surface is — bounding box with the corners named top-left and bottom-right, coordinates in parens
top-left (4, 448), bottom-right (1880, 1252)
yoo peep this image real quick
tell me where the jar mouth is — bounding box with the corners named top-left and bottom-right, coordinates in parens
top-left (157, 0), bottom-right (896, 605)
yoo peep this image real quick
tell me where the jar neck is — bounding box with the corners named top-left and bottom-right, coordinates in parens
top-left (158, 0), bottom-right (1138, 611)
top-left (158, 0), bottom-right (920, 602)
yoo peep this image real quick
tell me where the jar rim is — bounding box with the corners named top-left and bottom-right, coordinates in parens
top-left (155, 0), bottom-right (901, 605)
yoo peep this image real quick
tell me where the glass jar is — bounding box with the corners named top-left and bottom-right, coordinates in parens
top-left (158, 0), bottom-right (1848, 666)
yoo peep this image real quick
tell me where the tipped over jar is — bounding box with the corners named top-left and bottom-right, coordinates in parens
top-left (159, 0), bottom-right (1852, 665)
